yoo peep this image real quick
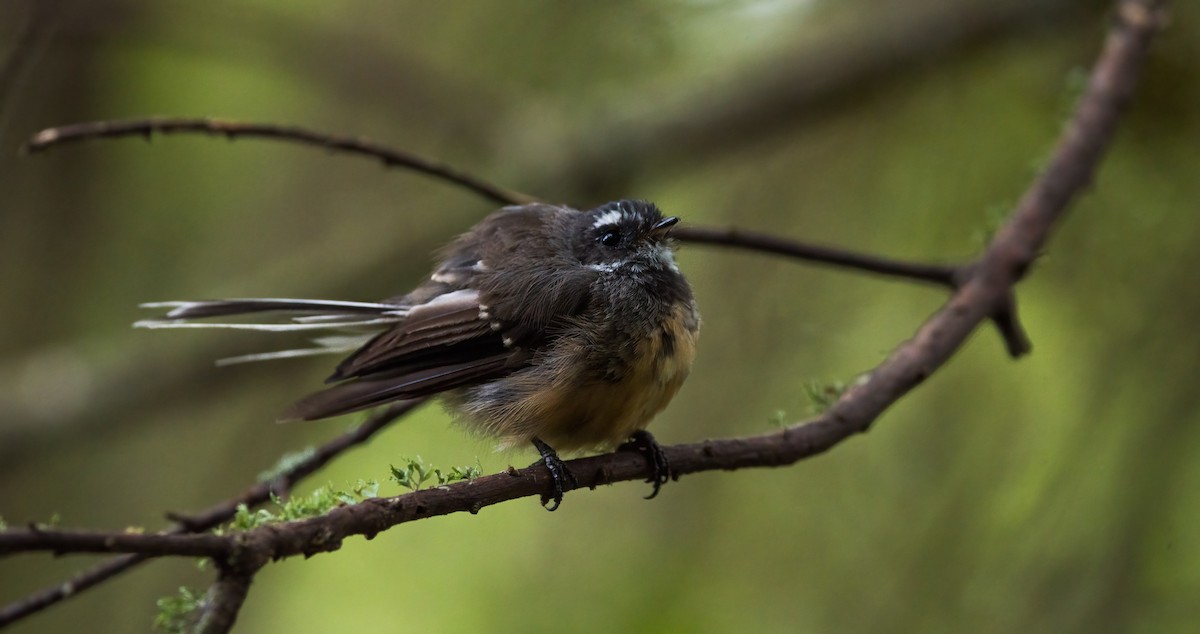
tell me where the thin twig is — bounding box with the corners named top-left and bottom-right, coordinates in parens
top-left (0, 400), bottom-right (423, 627)
top-left (21, 117), bottom-right (537, 207)
top-left (21, 119), bottom-right (991, 290)
top-left (673, 226), bottom-right (1032, 356)
top-left (672, 225), bottom-right (957, 286)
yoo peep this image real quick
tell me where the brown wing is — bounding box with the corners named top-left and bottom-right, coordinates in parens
top-left (279, 354), bottom-right (511, 422)
top-left (282, 288), bottom-right (517, 421)
top-left (283, 203), bottom-right (599, 421)
top-left (327, 289), bottom-right (494, 381)
top-left (330, 203), bottom-right (593, 381)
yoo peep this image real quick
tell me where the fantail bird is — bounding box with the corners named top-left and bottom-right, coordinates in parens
top-left (136, 200), bottom-right (700, 509)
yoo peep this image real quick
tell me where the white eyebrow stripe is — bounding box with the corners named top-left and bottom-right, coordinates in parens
top-left (591, 209), bottom-right (624, 229)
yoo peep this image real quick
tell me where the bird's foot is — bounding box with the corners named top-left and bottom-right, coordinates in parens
top-left (621, 430), bottom-right (672, 500)
top-left (531, 437), bottom-right (576, 511)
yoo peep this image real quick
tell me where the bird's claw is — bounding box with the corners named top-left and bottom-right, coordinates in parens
top-left (531, 437), bottom-right (576, 511)
top-left (621, 430), bottom-right (672, 499)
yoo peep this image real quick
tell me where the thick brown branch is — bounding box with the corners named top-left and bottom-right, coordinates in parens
top-left (21, 117), bottom-right (537, 207)
top-left (828, 0), bottom-right (1166, 422)
top-left (997, 0), bottom-right (1166, 264)
top-left (0, 423), bottom-right (941, 559)
top-left (0, 400), bottom-right (422, 627)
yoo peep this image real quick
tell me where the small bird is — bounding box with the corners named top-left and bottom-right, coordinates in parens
top-left (137, 200), bottom-right (700, 509)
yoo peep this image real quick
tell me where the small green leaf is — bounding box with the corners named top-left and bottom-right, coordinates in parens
top-left (804, 380), bottom-right (847, 414)
top-left (391, 456), bottom-right (433, 491)
top-left (153, 586), bottom-right (205, 633)
top-left (352, 479), bottom-right (379, 499)
top-left (446, 462), bottom-right (483, 483)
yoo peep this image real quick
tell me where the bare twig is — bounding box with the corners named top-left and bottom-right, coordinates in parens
top-left (672, 225), bottom-right (958, 285)
top-left (19, 116), bottom-right (1034, 354)
top-left (673, 226), bottom-right (1032, 356)
top-left (0, 400), bottom-right (423, 627)
top-left (0, 528), bottom-right (229, 559)
top-left (21, 117), bottom-right (537, 207)
top-left (20, 119), bottom-right (998, 291)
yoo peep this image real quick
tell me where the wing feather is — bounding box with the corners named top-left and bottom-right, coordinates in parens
top-left (328, 289), bottom-right (495, 381)
top-left (280, 355), bottom-right (511, 421)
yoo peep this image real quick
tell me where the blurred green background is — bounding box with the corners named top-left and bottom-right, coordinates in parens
top-left (1, 0), bottom-right (1198, 632)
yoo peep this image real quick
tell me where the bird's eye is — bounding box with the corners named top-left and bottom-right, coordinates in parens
top-left (598, 229), bottom-right (621, 247)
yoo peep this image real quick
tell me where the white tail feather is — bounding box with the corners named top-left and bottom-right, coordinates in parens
top-left (140, 299), bottom-right (405, 313)
top-left (133, 316), bottom-right (404, 332)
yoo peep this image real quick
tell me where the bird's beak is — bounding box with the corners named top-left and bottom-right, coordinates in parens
top-left (649, 216), bottom-right (679, 240)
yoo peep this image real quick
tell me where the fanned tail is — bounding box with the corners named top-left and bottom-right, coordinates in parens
top-left (134, 298), bottom-right (408, 364)
top-left (135, 299), bottom-right (408, 330)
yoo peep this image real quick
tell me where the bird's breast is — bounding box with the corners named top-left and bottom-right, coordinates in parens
top-left (447, 295), bottom-right (699, 453)
top-left (527, 300), bottom-right (699, 451)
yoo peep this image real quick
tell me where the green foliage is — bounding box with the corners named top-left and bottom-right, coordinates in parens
top-left (771, 380), bottom-right (849, 426)
top-left (26, 512), bottom-right (63, 531)
top-left (220, 480), bottom-right (379, 533)
top-left (257, 447), bottom-right (318, 483)
top-left (219, 459), bottom-right (484, 536)
top-left (390, 456), bottom-right (482, 492)
top-left (153, 586), bottom-right (205, 633)
top-left (0, 515), bottom-right (6, 531)
top-left (803, 380), bottom-right (848, 414)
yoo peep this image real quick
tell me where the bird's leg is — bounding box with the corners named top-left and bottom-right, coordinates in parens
top-left (530, 437), bottom-right (576, 511)
top-left (620, 430), bottom-right (673, 499)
